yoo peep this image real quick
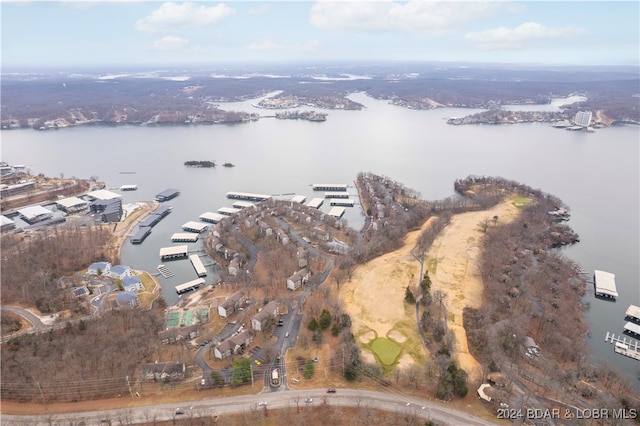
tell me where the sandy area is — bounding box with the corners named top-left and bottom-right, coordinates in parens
top-left (340, 200), bottom-right (521, 380)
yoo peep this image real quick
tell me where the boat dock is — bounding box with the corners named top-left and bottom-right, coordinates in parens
top-left (120, 184), bottom-right (138, 191)
top-left (306, 198), bottom-right (324, 209)
top-left (190, 254), bottom-right (207, 277)
top-left (176, 278), bottom-right (205, 295)
top-left (313, 183), bottom-right (348, 191)
top-left (160, 245), bottom-right (189, 260)
top-left (594, 270), bottom-right (618, 300)
top-left (232, 200), bottom-right (255, 209)
top-left (625, 305), bottom-right (640, 324)
top-left (330, 198), bottom-right (355, 207)
top-left (605, 332), bottom-right (640, 361)
top-left (157, 264), bottom-right (175, 278)
top-left (155, 188), bottom-right (180, 202)
top-left (199, 211), bottom-right (226, 223)
top-left (171, 232), bottom-right (199, 243)
top-left (182, 221), bottom-right (209, 233)
top-left (226, 191), bottom-right (272, 202)
top-left (130, 227), bottom-right (151, 244)
top-left (218, 206), bottom-right (241, 216)
top-left (325, 191), bottom-right (350, 199)
top-left (624, 322), bottom-right (640, 338)
top-left (328, 206), bottom-right (346, 218)
top-left (290, 195), bottom-right (307, 204)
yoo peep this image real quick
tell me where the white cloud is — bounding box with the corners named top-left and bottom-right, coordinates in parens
top-left (247, 39), bottom-right (320, 52)
top-left (135, 2), bottom-right (236, 33)
top-left (309, 0), bottom-right (510, 34)
top-left (151, 36), bottom-right (190, 51)
top-left (465, 22), bottom-right (586, 50)
top-left (248, 4), bottom-right (269, 16)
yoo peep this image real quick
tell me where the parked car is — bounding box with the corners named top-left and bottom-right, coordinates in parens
top-left (285, 332), bottom-right (289, 338)
top-left (175, 408), bottom-right (185, 415)
top-left (305, 397), bottom-right (313, 403)
top-left (327, 388), bottom-right (337, 393)
top-left (257, 401), bottom-right (267, 407)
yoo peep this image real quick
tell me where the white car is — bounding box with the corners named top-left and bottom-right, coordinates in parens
top-left (257, 401), bottom-right (267, 407)
top-left (305, 397), bottom-right (313, 403)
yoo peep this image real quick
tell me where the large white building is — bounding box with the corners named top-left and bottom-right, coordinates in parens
top-left (574, 111), bottom-right (592, 127)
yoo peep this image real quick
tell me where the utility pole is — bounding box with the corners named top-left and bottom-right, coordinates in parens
top-left (250, 362), bottom-right (254, 387)
top-left (36, 381), bottom-right (46, 405)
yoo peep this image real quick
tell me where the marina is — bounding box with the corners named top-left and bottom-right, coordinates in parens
top-left (159, 245), bottom-right (189, 261)
top-left (189, 254), bottom-right (207, 277)
top-left (593, 270), bottom-right (618, 300)
top-left (175, 278), bottom-right (205, 295)
top-left (199, 211), bottom-right (226, 223)
top-left (290, 195), bottom-right (307, 204)
top-left (171, 232), bottom-right (199, 243)
top-left (312, 183), bottom-right (348, 191)
top-left (625, 305), bottom-right (640, 324)
top-left (155, 188), bottom-right (180, 202)
top-left (330, 198), bottom-right (355, 207)
top-left (605, 332), bottom-right (640, 361)
top-left (226, 191), bottom-right (272, 202)
top-left (181, 221), bottom-right (209, 233)
top-left (306, 198), bottom-right (324, 209)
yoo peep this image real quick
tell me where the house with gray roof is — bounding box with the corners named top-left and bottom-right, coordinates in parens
top-left (88, 261), bottom-right (111, 275)
top-left (115, 291), bottom-right (139, 309)
top-left (108, 265), bottom-right (132, 280)
top-left (287, 268), bottom-right (310, 291)
top-left (251, 301), bottom-right (279, 332)
top-left (213, 330), bottom-right (253, 360)
top-left (217, 291), bottom-right (245, 318)
top-left (122, 275), bottom-right (143, 292)
top-left (143, 362), bottom-right (186, 382)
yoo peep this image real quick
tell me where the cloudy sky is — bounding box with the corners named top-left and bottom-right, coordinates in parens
top-left (1, 1), bottom-right (638, 69)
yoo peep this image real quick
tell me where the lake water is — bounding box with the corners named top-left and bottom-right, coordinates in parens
top-left (1, 92), bottom-right (638, 386)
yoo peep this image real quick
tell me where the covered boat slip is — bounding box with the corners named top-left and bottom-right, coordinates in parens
top-left (626, 305), bottom-right (640, 323)
top-left (190, 254), bottom-right (207, 277)
top-left (593, 270), bottom-right (618, 299)
top-left (226, 191), bottom-right (272, 201)
top-left (171, 232), bottom-right (199, 242)
top-left (182, 221), bottom-right (209, 233)
top-left (199, 211), bottom-right (226, 223)
top-left (159, 244), bottom-right (189, 260)
top-left (312, 183), bottom-right (347, 191)
top-left (175, 278), bottom-right (205, 294)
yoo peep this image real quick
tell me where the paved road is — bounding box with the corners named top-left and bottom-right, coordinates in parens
top-left (0, 388), bottom-right (499, 426)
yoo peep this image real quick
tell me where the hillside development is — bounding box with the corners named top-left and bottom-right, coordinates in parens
top-left (1, 172), bottom-right (639, 424)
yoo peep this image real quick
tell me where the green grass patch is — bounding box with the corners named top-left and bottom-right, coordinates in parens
top-left (427, 258), bottom-right (439, 274)
top-left (509, 195), bottom-right (533, 209)
top-left (370, 338), bottom-right (402, 366)
top-left (139, 272), bottom-right (156, 292)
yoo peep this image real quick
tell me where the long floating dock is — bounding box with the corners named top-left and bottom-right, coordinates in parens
top-left (200, 211), bottom-right (226, 224)
top-left (226, 191), bottom-right (272, 202)
top-left (313, 183), bottom-right (348, 191)
top-left (330, 198), bottom-right (355, 207)
top-left (155, 188), bottom-right (180, 202)
top-left (172, 232), bottom-right (199, 242)
top-left (157, 264), bottom-right (175, 278)
top-left (130, 227), bottom-right (151, 244)
top-left (160, 245), bottom-right (188, 260)
top-left (605, 332), bottom-right (640, 361)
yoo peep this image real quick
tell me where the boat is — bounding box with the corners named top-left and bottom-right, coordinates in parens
top-left (223, 163), bottom-right (235, 167)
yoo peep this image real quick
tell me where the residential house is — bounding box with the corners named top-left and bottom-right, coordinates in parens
top-left (143, 362), bottom-right (186, 382)
top-left (228, 256), bottom-right (240, 276)
top-left (217, 291), bottom-right (245, 318)
top-left (122, 275), bottom-right (143, 292)
top-left (213, 330), bottom-right (253, 360)
top-left (88, 261), bottom-right (111, 276)
top-left (251, 301), bottom-right (279, 331)
top-left (115, 291), bottom-right (139, 309)
top-left (108, 265), bottom-right (132, 280)
top-left (287, 268), bottom-right (310, 291)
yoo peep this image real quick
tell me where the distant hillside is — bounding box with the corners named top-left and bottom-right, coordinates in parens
top-left (2, 63), bottom-right (638, 129)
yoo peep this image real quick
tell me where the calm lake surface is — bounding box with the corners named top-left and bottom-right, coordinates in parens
top-left (1, 92), bottom-right (638, 386)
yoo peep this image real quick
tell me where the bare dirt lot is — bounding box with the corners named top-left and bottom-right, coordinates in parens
top-left (340, 200), bottom-right (521, 379)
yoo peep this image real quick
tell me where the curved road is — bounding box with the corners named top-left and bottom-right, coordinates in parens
top-left (1, 388), bottom-right (498, 425)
